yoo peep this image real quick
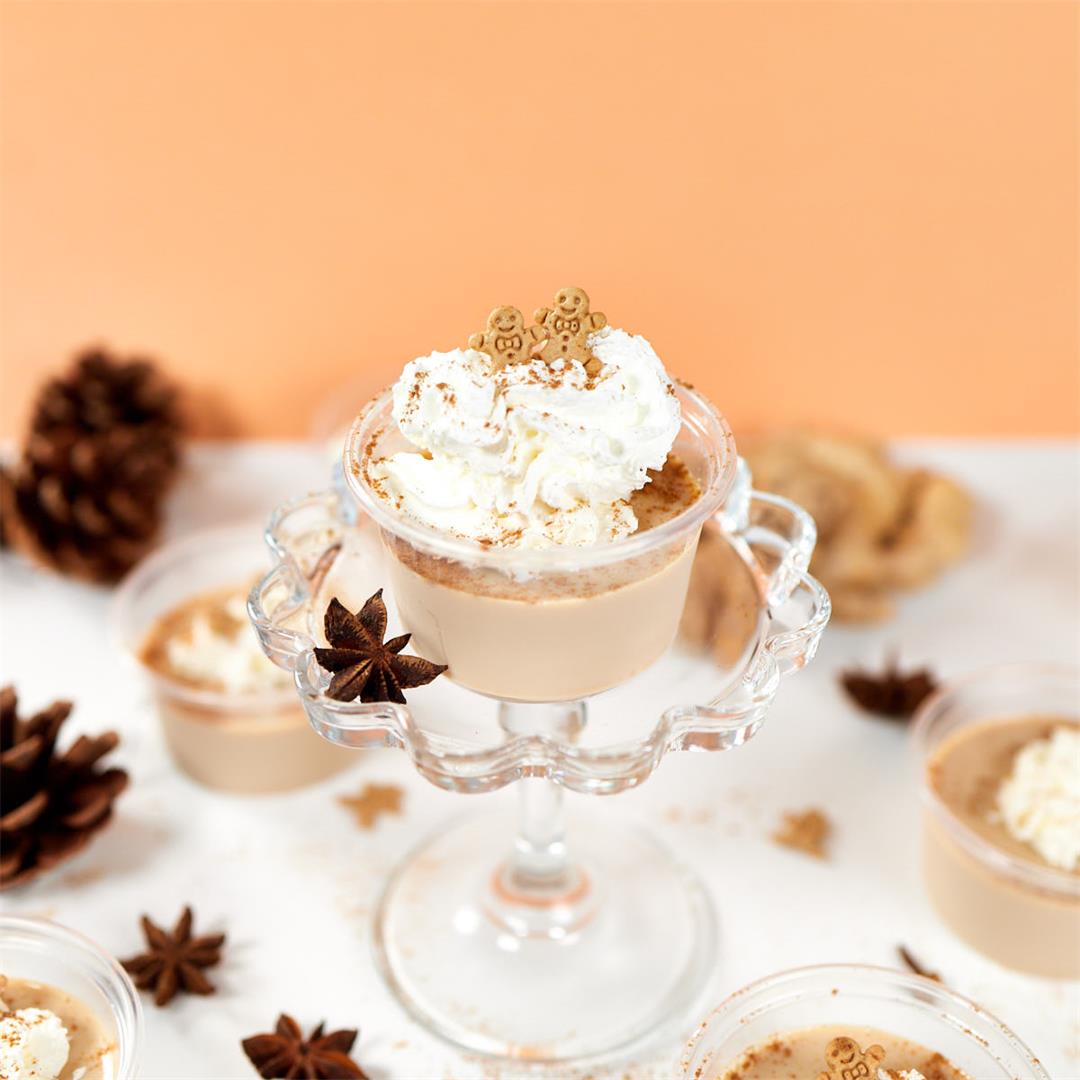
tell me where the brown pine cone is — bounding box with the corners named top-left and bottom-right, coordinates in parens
top-left (30, 350), bottom-right (181, 443)
top-left (1, 349), bottom-right (182, 582)
top-left (0, 686), bottom-right (129, 890)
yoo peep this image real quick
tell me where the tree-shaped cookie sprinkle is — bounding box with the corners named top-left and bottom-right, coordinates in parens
top-left (534, 286), bottom-right (607, 375)
top-left (468, 306), bottom-right (543, 371)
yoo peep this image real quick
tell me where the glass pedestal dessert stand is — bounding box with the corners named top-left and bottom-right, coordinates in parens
top-left (249, 467), bottom-right (829, 1069)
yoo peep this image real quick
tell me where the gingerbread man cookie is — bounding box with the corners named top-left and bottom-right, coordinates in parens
top-left (816, 1037), bottom-right (887, 1080)
top-left (468, 306), bottom-right (543, 370)
top-left (533, 286), bottom-right (607, 374)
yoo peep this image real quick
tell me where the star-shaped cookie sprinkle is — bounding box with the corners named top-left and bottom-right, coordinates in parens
top-left (338, 782), bottom-right (404, 830)
top-left (772, 807), bottom-right (832, 859)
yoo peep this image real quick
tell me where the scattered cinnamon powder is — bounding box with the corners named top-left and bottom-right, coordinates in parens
top-left (772, 807), bottom-right (832, 858)
top-left (919, 1051), bottom-right (962, 1080)
top-left (628, 457), bottom-right (700, 531)
top-left (138, 580), bottom-right (257, 687)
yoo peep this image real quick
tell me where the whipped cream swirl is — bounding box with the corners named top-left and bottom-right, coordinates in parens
top-left (996, 725), bottom-right (1080, 871)
top-left (369, 327), bottom-right (682, 548)
top-left (166, 593), bottom-right (293, 695)
top-left (0, 1005), bottom-right (69, 1080)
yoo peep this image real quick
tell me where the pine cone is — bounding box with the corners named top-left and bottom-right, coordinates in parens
top-left (1, 349), bottom-right (182, 582)
top-left (0, 686), bottom-right (129, 890)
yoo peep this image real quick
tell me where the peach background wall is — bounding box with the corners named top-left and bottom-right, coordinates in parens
top-left (1, 1), bottom-right (1077, 439)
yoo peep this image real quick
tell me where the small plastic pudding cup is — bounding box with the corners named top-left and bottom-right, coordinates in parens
top-left (112, 525), bottom-right (353, 794)
top-left (679, 964), bottom-right (1048, 1080)
top-left (344, 384), bottom-right (737, 702)
top-left (913, 664), bottom-right (1080, 978)
top-left (0, 915), bottom-right (142, 1079)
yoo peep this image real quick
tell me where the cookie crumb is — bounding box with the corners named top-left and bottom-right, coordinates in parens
top-left (772, 807), bottom-right (832, 858)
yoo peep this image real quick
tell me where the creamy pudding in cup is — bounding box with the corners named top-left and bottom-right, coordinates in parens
top-left (344, 291), bottom-right (737, 702)
top-left (112, 525), bottom-right (353, 793)
top-left (0, 915), bottom-right (142, 1079)
top-left (913, 664), bottom-right (1079, 978)
top-left (679, 964), bottom-right (1048, 1080)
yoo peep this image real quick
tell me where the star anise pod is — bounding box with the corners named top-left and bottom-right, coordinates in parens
top-left (242, 1014), bottom-right (368, 1079)
top-left (122, 906), bottom-right (225, 1007)
top-left (840, 659), bottom-right (939, 721)
top-left (314, 591), bottom-right (446, 704)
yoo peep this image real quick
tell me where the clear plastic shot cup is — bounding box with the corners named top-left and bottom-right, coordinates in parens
top-left (912, 663), bottom-right (1080, 978)
top-left (0, 915), bottom-right (143, 1079)
top-left (680, 964), bottom-right (1049, 1080)
top-left (343, 383), bottom-right (738, 702)
top-left (112, 524), bottom-right (353, 793)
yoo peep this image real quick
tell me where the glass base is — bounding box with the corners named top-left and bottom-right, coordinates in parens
top-left (372, 809), bottom-right (718, 1066)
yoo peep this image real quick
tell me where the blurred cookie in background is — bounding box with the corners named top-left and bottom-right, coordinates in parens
top-left (741, 433), bottom-right (973, 622)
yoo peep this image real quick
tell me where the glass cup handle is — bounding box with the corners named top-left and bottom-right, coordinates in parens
top-left (247, 488), bottom-right (348, 672)
top-left (662, 567), bottom-right (829, 745)
top-left (248, 490), bottom-right (412, 750)
top-left (717, 459), bottom-right (818, 607)
top-left (740, 491), bottom-right (818, 609)
top-left (300, 686), bottom-right (409, 752)
top-left (247, 561), bottom-right (309, 672)
top-left (661, 475), bottom-right (829, 741)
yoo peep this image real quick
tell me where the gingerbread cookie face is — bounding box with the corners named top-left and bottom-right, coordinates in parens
top-left (817, 1037), bottom-right (887, 1080)
top-left (552, 286), bottom-right (590, 322)
top-left (468, 306), bottom-right (541, 370)
top-left (533, 286), bottom-right (607, 373)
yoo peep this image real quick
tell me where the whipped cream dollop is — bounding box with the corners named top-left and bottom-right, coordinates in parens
top-left (0, 1004), bottom-right (70, 1080)
top-left (995, 725), bottom-right (1080, 871)
top-left (369, 327), bottom-right (682, 547)
top-left (166, 593), bottom-right (293, 695)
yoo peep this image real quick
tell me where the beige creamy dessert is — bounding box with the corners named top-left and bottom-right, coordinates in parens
top-left (377, 456), bottom-right (701, 700)
top-left (924, 716), bottom-right (1080, 976)
top-left (0, 976), bottom-right (116, 1080)
top-left (716, 1027), bottom-right (969, 1080)
top-left (352, 288), bottom-right (727, 701)
top-left (140, 583), bottom-right (351, 792)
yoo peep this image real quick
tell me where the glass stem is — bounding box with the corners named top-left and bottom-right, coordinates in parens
top-left (492, 702), bottom-right (590, 931)
top-left (513, 777), bottom-right (569, 887)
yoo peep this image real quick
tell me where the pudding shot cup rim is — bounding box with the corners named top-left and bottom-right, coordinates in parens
top-left (679, 962), bottom-right (1049, 1080)
top-left (911, 662), bottom-right (1080, 900)
top-left (110, 523), bottom-right (299, 714)
top-left (0, 914), bottom-right (143, 1078)
top-left (343, 383), bottom-right (737, 573)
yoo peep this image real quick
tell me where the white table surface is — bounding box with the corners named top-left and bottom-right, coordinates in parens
top-left (1, 440), bottom-right (1077, 1080)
